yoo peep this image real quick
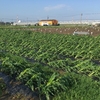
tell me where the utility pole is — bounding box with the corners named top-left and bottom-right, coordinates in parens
top-left (81, 13), bottom-right (83, 26)
top-left (27, 17), bottom-right (28, 25)
top-left (16, 15), bottom-right (18, 23)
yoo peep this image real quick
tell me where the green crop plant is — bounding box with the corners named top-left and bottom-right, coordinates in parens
top-left (0, 28), bottom-right (100, 99)
top-left (53, 74), bottom-right (100, 100)
top-left (0, 53), bottom-right (30, 77)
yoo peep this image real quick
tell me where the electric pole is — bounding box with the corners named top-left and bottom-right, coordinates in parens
top-left (81, 13), bottom-right (83, 26)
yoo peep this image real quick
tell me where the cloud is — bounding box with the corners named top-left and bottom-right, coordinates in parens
top-left (44, 4), bottom-right (66, 11)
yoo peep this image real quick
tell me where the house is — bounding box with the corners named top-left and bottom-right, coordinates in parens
top-left (38, 19), bottom-right (59, 26)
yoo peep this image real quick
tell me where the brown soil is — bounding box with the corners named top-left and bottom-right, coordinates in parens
top-left (33, 26), bottom-right (100, 36)
top-left (0, 93), bottom-right (33, 100)
top-left (0, 78), bottom-right (39, 100)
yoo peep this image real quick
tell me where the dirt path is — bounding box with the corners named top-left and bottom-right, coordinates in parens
top-left (0, 72), bottom-right (39, 100)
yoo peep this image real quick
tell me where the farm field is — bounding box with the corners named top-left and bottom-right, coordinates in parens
top-left (33, 25), bottom-right (100, 36)
top-left (1, 24), bottom-right (100, 36)
top-left (0, 26), bottom-right (100, 100)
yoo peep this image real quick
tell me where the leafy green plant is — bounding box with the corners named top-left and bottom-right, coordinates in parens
top-left (1, 53), bottom-right (30, 76)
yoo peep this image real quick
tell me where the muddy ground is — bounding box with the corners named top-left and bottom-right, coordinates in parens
top-left (32, 26), bottom-right (100, 36)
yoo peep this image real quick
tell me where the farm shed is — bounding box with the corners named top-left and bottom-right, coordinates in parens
top-left (38, 19), bottom-right (59, 26)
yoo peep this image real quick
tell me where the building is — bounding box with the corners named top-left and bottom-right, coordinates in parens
top-left (38, 19), bottom-right (59, 26)
top-left (92, 21), bottom-right (100, 26)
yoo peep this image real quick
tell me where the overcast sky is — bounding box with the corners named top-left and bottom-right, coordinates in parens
top-left (0, 0), bottom-right (100, 22)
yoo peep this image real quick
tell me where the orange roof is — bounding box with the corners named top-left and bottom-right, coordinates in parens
top-left (40, 19), bottom-right (58, 21)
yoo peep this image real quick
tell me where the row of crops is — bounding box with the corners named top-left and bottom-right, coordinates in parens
top-left (0, 29), bottom-right (100, 100)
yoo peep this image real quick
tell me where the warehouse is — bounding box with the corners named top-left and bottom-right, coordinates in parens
top-left (38, 19), bottom-right (59, 26)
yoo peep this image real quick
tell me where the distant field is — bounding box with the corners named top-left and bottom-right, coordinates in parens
top-left (0, 24), bottom-right (100, 36)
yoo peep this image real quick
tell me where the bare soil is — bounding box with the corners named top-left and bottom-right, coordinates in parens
top-left (0, 74), bottom-right (39, 100)
top-left (33, 26), bottom-right (100, 36)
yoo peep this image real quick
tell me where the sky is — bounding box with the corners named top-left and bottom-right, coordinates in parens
top-left (0, 0), bottom-right (100, 22)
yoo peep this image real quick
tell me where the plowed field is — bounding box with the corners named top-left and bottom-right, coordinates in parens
top-left (32, 26), bottom-right (100, 36)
